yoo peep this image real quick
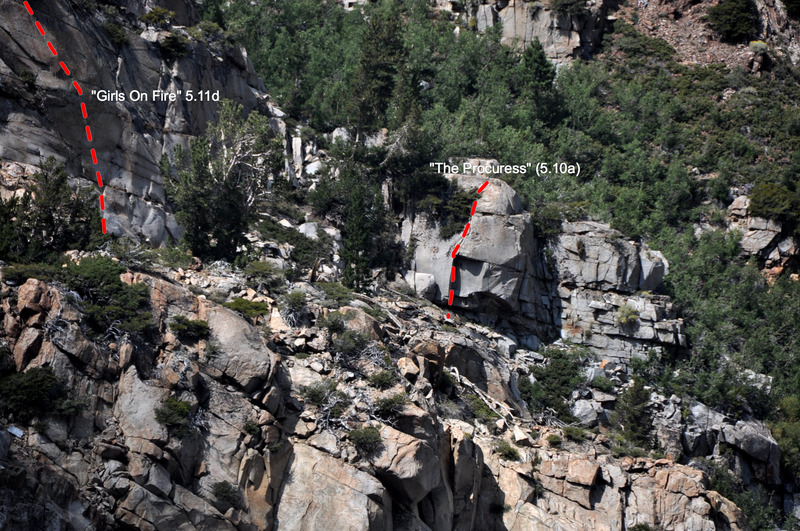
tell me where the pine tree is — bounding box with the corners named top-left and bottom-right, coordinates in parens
top-left (610, 378), bottom-right (653, 447)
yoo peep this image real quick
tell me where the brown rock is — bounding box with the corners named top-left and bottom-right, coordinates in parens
top-left (339, 306), bottom-right (384, 340)
top-left (13, 327), bottom-right (43, 371)
top-left (566, 458), bottom-right (599, 487)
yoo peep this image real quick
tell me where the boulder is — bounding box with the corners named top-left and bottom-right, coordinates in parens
top-left (204, 305), bottom-right (275, 392)
top-left (274, 444), bottom-right (392, 531)
top-left (372, 425), bottom-right (442, 505)
top-left (114, 367), bottom-right (169, 445)
top-left (12, 327), bottom-right (43, 371)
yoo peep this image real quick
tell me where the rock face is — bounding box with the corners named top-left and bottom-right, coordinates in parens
top-left (403, 170), bottom-right (685, 363)
top-left (0, 260), bottom-right (752, 531)
top-left (0, 0), bottom-right (286, 246)
top-left (433, 0), bottom-right (610, 64)
top-left (475, 448), bottom-right (748, 531)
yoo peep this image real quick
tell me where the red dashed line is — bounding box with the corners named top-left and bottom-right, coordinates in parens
top-left (23, 2), bottom-right (106, 234)
top-left (445, 180), bottom-right (489, 320)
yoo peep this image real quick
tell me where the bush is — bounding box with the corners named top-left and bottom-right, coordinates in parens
top-left (155, 397), bottom-right (194, 438)
top-left (0, 367), bottom-right (65, 422)
top-left (705, 0), bottom-right (758, 42)
top-left (315, 282), bottom-right (354, 306)
top-left (563, 425), bottom-right (587, 441)
top-left (546, 434), bottom-right (563, 447)
top-left (615, 304), bottom-right (640, 326)
top-left (19, 70), bottom-right (36, 88)
top-left (301, 380), bottom-right (338, 406)
top-left (375, 392), bottom-right (408, 417)
top-left (368, 370), bottom-right (397, 390)
top-left (609, 379), bottom-right (653, 447)
top-left (749, 182), bottom-right (800, 232)
top-left (495, 439), bottom-right (521, 461)
top-left (464, 392), bottom-right (499, 423)
top-left (64, 257), bottom-right (152, 335)
top-left (259, 218), bottom-right (323, 270)
top-left (519, 348), bottom-right (584, 421)
top-left (282, 291), bottom-right (307, 313)
top-left (317, 311), bottom-right (348, 334)
top-left (349, 426), bottom-right (382, 453)
top-left (242, 420), bottom-right (260, 436)
top-left (549, 0), bottom-right (588, 15)
top-left (170, 315), bottom-right (210, 341)
top-left (333, 330), bottom-right (370, 358)
top-left (142, 7), bottom-right (175, 27)
top-left (243, 261), bottom-right (285, 292)
top-left (102, 21), bottom-right (128, 47)
top-left (591, 375), bottom-right (615, 393)
top-left (211, 481), bottom-right (242, 507)
top-left (160, 31), bottom-right (190, 61)
top-left (223, 298), bottom-right (271, 320)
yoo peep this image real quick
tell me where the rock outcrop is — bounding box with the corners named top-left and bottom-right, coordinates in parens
top-left (403, 169), bottom-right (685, 363)
top-left (433, 0), bottom-right (610, 64)
top-left (0, 0), bottom-right (287, 246)
top-left (0, 258), bottom-right (749, 530)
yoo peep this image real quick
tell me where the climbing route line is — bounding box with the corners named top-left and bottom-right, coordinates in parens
top-left (446, 179), bottom-right (489, 320)
top-left (21, 1), bottom-right (107, 234)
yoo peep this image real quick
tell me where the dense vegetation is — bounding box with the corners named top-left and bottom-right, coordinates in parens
top-left (198, 0), bottom-right (800, 501)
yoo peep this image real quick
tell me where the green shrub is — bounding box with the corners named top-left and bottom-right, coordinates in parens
top-left (629, 525), bottom-right (655, 531)
top-left (705, 0), bottom-right (758, 42)
top-left (368, 370), bottom-right (397, 390)
top-left (495, 439), bottom-right (521, 461)
top-left (609, 379), bottom-right (653, 447)
top-left (519, 348), bottom-right (584, 421)
top-left (62, 257), bottom-right (152, 335)
top-left (211, 481), bottom-right (242, 507)
top-left (349, 426), bottom-right (382, 453)
top-left (170, 315), bottom-right (210, 341)
top-left (749, 182), bottom-right (800, 232)
top-left (259, 218), bottom-right (323, 269)
top-left (243, 261), bottom-right (285, 292)
top-left (102, 21), bottom-right (128, 47)
top-left (784, 0), bottom-right (800, 18)
top-left (591, 375), bottom-right (615, 393)
top-left (301, 380), bottom-right (338, 406)
top-left (563, 425), bottom-right (587, 441)
top-left (223, 298), bottom-right (271, 320)
top-left (317, 311), bottom-right (348, 334)
top-left (549, 0), bottom-right (588, 15)
top-left (19, 70), bottom-right (36, 88)
top-left (142, 7), bottom-right (175, 26)
top-left (315, 282), bottom-right (354, 306)
top-left (243, 420), bottom-right (260, 436)
top-left (160, 31), bottom-right (190, 61)
top-left (152, 246), bottom-right (194, 269)
top-left (375, 392), bottom-right (408, 417)
top-left (282, 291), bottom-right (307, 313)
top-left (155, 397), bottom-right (194, 438)
top-left (546, 434), bottom-right (563, 447)
top-left (333, 330), bottom-right (370, 358)
top-left (0, 367), bottom-right (64, 422)
top-left (615, 304), bottom-right (640, 326)
top-left (464, 392), bottom-right (499, 423)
